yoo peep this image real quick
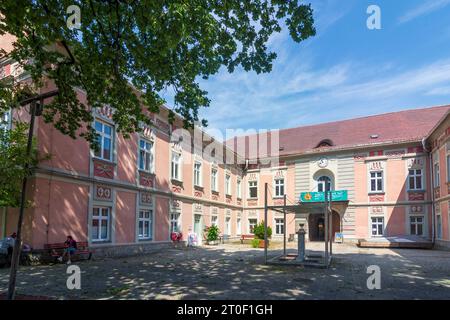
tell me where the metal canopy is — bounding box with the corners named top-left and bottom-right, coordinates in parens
top-left (267, 201), bottom-right (349, 214)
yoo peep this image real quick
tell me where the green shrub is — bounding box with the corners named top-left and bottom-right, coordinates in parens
top-left (252, 221), bottom-right (272, 239)
top-left (206, 225), bottom-right (220, 242)
top-left (251, 238), bottom-right (260, 248)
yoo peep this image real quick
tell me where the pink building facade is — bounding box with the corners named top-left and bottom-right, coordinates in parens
top-left (2, 39), bottom-right (450, 251)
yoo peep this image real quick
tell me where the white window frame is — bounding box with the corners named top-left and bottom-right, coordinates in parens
top-left (274, 178), bottom-right (285, 197)
top-left (409, 216), bottom-right (424, 236)
top-left (317, 176), bottom-right (332, 192)
top-left (94, 120), bottom-right (114, 161)
top-left (171, 151), bottom-right (182, 181)
top-left (211, 215), bottom-right (218, 227)
top-left (1, 110), bottom-right (11, 132)
top-left (369, 171), bottom-right (384, 193)
top-left (237, 178), bottom-right (242, 199)
top-left (170, 212), bottom-right (181, 234)
top-left (275, 218), bottom-right (284, 235)
top-left (408, 169), bottom-right (423, 191)
top-left (434, 162), bottom-right (440, 188)
top-left (225, 174), bottom-right (231, 195)
top-left (211, 168), bottom-right (218, 192)
top-left (225, 216), bottom-right (231, 235)
top-left (236, 216), bottom-right (242, 235)
top-left (138, 139), bottom-right (154, 173)
top-left (248, 181), bottom-right (258, 199)
top-left (248, 218), bottom-right (258, 234)
top-left (92, 207), bottom-right (111, 242)
top-left (194, 161), bottom-right (202, 187)
top-left (138, 209), bottom-right (153, 240)
top-left (371, 216), bottom-right (384, 237)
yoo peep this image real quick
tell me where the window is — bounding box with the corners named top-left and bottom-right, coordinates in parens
top-left (94, 121), bottom-right (113, 161)
top-left (211, 215), bottom-right (218, 227)
top-left (237, 217), bottom-right (242, 235)
top-left (194, 161), bottom-right (202, 186)
top-left (170, 212), bottom-right (180, 233)
top-left (275, 218), bottom-right (284, 235)
top-left (171, 152), bottom-right (181, 180)
top-left (138, 210), bottom-right (153, 240)
top-left (434, 163), bottom-right (440, 187)
top-left (437, 215), bottom-right (442, 239)
top-left (371, 217), bottom-right (384, 236)
top-left (92, 207), bottom-right (110, 241)
top-left (410, 216), bottom-right (424, 236)
top-left (225, 174), bottom-right (231, 195)
top-left (248, 218), bottom-right (257, 233)
top-left (249, 181), bottom-right (258, 198)
top-left (370, 171), bottom-right (383, 192)
top-left (317, 176), bottom-right (332, 192)
top-left (274, 178), bottom-right (285, 197)
top-left (408, 169), bottom-right (422, 190)
top-left (211, 168), bottom-right (218, 192)
top-left (447, 156), bottom-right (450, 182)
top-left (225, 217), bottom-right (231, 235)
top-left (237, 178), bottom-right (242, 198)
top-left (0, 111), bottom-right (10, 132)
top-left (139, 139), bottom-right (154, 172)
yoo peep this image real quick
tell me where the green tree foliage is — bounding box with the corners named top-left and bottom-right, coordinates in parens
top-left (0, 1), bottom-right (315, 146)
top-left (0, 122), bottom-right (39, 207)
top-left (252, 221), bottom-right (272, 239)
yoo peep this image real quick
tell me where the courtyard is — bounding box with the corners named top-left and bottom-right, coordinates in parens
top-left (0, 242), bottom-right (449, 300)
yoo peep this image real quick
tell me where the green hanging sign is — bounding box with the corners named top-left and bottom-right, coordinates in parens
top-left (299, 190), bottom-right (348, 203)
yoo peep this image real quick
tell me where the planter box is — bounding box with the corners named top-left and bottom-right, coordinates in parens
top-left (206, 240), bottom-right (219, 245)
top-left (258, 239), bottom-right (269, 248)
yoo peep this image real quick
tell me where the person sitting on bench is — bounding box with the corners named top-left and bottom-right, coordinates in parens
top-left (58, 235), bottom-right (77, 264)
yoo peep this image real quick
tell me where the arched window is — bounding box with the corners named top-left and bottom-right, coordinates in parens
top-left (317, 176), bottom-right (332, 192)
top-left (315, 139), bottom-right (333, 148)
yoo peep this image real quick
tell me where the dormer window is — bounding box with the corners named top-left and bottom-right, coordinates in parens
top-left (316, 139), bottom-right (333, 148)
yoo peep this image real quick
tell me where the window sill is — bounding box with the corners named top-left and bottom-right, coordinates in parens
top-left (138, 238), bottom-right (153, 242)
top-left (247, 198), bottom-right (258, 200)
top-left (194, 185), bottom-right (204, 190)
top-left (211, 190), bottom-right (219, 195)
top-left (171, 178), bottom-right (183, 185)
top-left (407, 189), bottom-right (425, 193)
top-left (92, 157), bottom-right (116, 165)
top-left (273, 196), bottom-right (285, 199)
top-left (139, 170), bottom-right (155, 175)
top-left (226, 194), bottom-right (232, 198)
top-left (368, 192), bottom-right (385, 195)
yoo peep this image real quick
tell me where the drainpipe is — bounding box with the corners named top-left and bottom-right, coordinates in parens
top-left (422, 138), bottom-right (435, 245)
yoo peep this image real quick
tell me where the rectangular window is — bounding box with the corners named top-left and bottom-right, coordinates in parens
top-left (275, 218), bottom-right (284, 235)
top-left (92, 207), bottom-right (110, 241)
top-left (437, 215), bottom-right (442, 239)
top-left (211, 215), bottom-right (218, 227)
top-left (138, 210), bottom-right (153, 240)
top-left (225, 216), bottom-right (231, 235)
top-left (237, 179), bottom-right (242, 199)
top-left (171, 152), bottom-right (181, 180)
top-left (170, 212), bottom-right (180, 233)
top-left (447, 155), bottom-right (450, 182)
top-left (194, 162), bottom-right (202, 186)
top-left (408, 169), bottom-right (423, 190)
top-left (211, 168), bottom-right (218, 192)
top-left (94, 121), bottom-right (113, 161)
top-left (434, 163), bottom-right (440, 187)
top-left (237, 217), bottom-right (242, 235)
top-left (371, 217), bottom-right (384, 236)
top-left (370, 171), bottom-right (383, 192)
top-left (139, 139), bottom-right (154, 172)
top-left (410, 216), bottom-right (424, 236)
top-left (274, 178), bottom-right (285, 197)
top-left (248, 218), bottom-right (257, 233)
top-left (249, 181), bottom-right (258, 198)
top-left (0, 111), bottom-right (10, 132)
top-left (225, 174), bottom-right (231, 195)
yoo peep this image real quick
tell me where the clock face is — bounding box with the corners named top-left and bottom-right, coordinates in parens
top-left (318, 157), bottom-right (328, 168)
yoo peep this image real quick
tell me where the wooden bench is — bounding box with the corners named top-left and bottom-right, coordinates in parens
top-left (44, 242), bottom-right (92, 262)
top-left (240, 234), bottom-right (255, 244)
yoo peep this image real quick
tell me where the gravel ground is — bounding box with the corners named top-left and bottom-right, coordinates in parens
top-left (0, 242), bottom-right (449, 300)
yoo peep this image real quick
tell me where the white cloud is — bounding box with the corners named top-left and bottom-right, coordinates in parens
top-left (398, 0), bottom-right (450, 24)
top-left (426, 86), bottom-right (450, 95)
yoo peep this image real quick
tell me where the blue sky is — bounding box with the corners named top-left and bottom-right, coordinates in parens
top-left (165, 0), bottom-right (450, 137)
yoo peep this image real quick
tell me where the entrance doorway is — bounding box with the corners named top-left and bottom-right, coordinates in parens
top-left (308, 211), bottom-right (341, 242)
top-left (194, 214), bottom-right (202, 245)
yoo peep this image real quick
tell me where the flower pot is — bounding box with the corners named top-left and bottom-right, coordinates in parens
top-left (207, 240), bottom-right (219, 245)
top-left (258, 239), bottom-right (269, 248)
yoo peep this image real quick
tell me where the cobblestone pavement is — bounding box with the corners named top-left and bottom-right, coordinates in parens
top-left (0, 242), bottom-right (449, 300)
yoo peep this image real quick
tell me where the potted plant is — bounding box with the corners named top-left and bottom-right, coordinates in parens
top-left (252, 221), bottom-right (272, 248)
top-left (205, 225), bottom-right (220, 245)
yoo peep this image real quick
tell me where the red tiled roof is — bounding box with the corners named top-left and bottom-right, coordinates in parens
top-left (229, 105), bottom-right (450, 158)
